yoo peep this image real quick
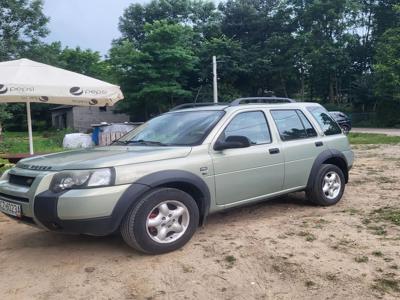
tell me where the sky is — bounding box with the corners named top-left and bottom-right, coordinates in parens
top-left (43, 0), bottom-right (148, 55)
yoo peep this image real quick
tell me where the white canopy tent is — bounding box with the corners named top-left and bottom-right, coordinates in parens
top-left (0, 58), bottom-right (124, 154)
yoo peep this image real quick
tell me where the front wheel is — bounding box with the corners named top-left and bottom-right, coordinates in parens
top-left (306, 164), bottom-right (345, 206)
top-left (120, 188), bottom-right (199, 254)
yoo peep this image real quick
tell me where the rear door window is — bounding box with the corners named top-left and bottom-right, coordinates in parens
top-left (297, 110), bottom-right (318, 137)
top-left (307, 107), bottom-right (342, 135)
top-left (271, 110), bottom-right (317, 141)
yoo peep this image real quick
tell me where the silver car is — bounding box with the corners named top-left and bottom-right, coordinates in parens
top-left (0, 98), bottom-right (354, 254)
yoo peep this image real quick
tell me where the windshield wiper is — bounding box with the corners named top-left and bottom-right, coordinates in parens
top-left (119, 140), bottom-right (169, 146)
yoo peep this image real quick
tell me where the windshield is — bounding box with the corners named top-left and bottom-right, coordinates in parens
top-left (116, 110), bottom-right (225, 146)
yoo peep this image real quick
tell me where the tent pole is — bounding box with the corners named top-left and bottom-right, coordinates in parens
top-left (26, 102), bottom-right (34, 155)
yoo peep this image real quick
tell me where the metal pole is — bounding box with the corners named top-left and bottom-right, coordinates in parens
top-left (213, 56), bottom-right (218, 103)
top-left (26, 102), bottom-right (34, 155)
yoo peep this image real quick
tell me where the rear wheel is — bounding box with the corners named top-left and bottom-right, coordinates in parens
top-left (120, 188), bottom-right (199, 254)
top-left (306, 164), bottom-right (345, 206)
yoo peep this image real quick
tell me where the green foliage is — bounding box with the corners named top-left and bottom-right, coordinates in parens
top-left (374, 28), bottom-right (400, 101)
top-left (113, 0), bottom-right (400, 122)
top-left (0, 131), bottom-right (66, 154)
top-left (0, 104), bottom-right (12, 126)
top-left (197, 36), bottom-right (245, 101)
top-left (372, 207), bottom-right (400, 226)
top-left (0, 0), bottom-right (49, 60)
top-left (110, 21), bottom-right (198, 119)
top-left (348, 133), bottom-right (400, 144)
top-left (1, 0), bottom-right (400, 127)
top-left (118, 0), bottom-right (220, 43)
top-left (28, 42), bottom-right (114, 81)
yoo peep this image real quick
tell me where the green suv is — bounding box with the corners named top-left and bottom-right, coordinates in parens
top-left (0, 98), bottom-right (354, 254)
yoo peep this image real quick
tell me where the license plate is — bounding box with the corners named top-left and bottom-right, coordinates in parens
top-left (0, 199), bottom-right (21, 218)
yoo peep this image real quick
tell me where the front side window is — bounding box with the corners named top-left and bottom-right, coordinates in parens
top-left (271, 109), bottom-right (317, 141)
top-left (116, 110), bottom-right (224, 146)
top-left (219, 111), bottom-right (271, 145)
top-left (307, 107), bottom-right (342, 135)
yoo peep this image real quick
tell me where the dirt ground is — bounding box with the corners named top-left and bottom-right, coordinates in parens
top-left (1, 145), bottom-right (400, 300)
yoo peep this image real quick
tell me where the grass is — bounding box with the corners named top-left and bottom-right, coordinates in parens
top-left (325, 273), bottom-right (338, 281)
top-left (372, 207), bottom-right (400, 226)
top-left (354, 256), bottom-right (369, 263)
top-left (377, 176), bottom-right (396, 184)
top-left (367, 225), bottom-right (387, 236)
top-left (0, 131), bottom-right (68, 173)
top-left (297, 231), bottom-right (317, 242)
top-left (372, 251), bottom-right (384, 257)
top-left (342, 208), bottom-right (362, 215)
top-left (348, 132), bottom-right (400, 144)
top-left (224, 255), bottom-right (237, 269)
top-left (372, 278), bottom-right (400, 294)
top-left (305, 280), bottom-right (316, 288)
top-left (0, 131), bottom-right (66, 154)
top-left (0, 158), bottom-right (13, 173)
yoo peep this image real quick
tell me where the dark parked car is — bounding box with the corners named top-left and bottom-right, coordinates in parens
top-left (329, 111), bottom-right (352, 134)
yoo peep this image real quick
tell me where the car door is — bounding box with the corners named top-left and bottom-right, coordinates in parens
top-left (210, 110), bottom-right (284, 206)
top-left (270, 109), bottom-right (328, 190)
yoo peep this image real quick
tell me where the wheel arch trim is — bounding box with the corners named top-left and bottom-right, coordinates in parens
top-left (306, 149), bottom-right (349, 190)
top-left (114, 170), bottom-right (211, 229)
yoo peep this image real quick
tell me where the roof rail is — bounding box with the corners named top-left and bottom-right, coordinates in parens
top-left (230, 97), bottom-right (296, 106)
top-left (170, 102), bottom-right (229, 111)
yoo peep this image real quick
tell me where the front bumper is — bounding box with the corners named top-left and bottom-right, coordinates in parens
top-left (0, 167), bottom-right (144, 236)
top-left (33, 185), bottom-right (129, 235)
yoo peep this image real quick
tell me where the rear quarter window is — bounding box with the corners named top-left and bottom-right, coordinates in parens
top-left (307, 107), bottom-right (342, 135)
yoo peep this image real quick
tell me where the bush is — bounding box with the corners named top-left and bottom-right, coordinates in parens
top-left (376, 100), bottom-right (400, 128)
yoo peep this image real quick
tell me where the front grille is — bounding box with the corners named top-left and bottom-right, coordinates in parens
top-left (0, 192), bottom-right (29, 203)
top-left (9, 174), bottom-right (35, 187)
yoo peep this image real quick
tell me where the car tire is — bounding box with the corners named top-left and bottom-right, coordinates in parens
top-left (306, 164), bottom-right (345, 206)
top-left (120, 187), bottom-right (199, 254)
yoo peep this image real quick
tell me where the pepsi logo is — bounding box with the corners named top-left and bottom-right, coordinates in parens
top-left (0, 84), bottom-right (8, 94)
top-left (89, 99), bottom-right (98, 105)
top-left (70, 86), bottom-right (83, 96)
top-left (39, 96), bottom-right (49, 102)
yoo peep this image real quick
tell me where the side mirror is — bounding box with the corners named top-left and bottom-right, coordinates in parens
top-left (214, 135), bottom-right (251, 151)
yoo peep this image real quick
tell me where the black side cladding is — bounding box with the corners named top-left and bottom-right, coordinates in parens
top-left (135, 170), bottom-right (211, 225)
top-left (306, 149), bottom-right (349, 190)
top-left (33, 171), bottom-right (211, 235)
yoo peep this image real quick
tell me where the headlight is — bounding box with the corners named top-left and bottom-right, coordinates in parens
top-left (50, 168), bottom-right (114, 193)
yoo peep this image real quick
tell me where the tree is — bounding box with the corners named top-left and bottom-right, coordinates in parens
top-left (0, 0), bottom-right (49, 133)
top-left (289, 0), bottom-right (359, 104)
top-left (0, 105), bottom-right (11, 139)
top-left (196, 36), bottom-right (246, 102)
top-left (217, 0), bottom-right (301, 97)
top-left (118, 0), bottom-right (220, 43)
top-left (110, 21), bottom-right (198, 120)
top-left (374, 27), bottom-right (400, 101)
top-left (0, 0), bottom-right (49, 60)
top-left (373, 0), bottom-right (400, 38)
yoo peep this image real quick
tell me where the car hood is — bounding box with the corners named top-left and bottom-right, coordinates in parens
top-left (16, 146), bottom-right (192, 171)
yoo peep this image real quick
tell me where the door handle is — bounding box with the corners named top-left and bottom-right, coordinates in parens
top-left (269, 148), bottom-right (280, 154)
top-left (315, 141), bottom-right (324, 147)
